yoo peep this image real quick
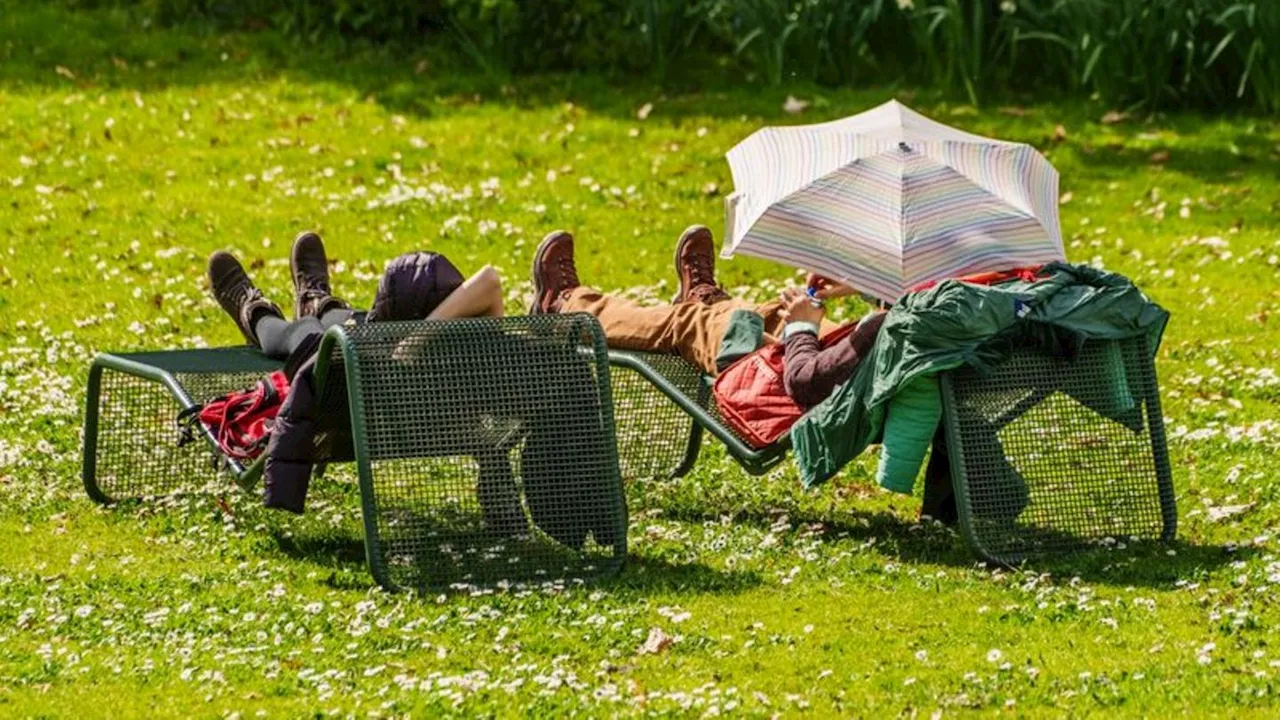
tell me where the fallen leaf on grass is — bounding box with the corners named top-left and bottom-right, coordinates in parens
top-left (1208, 503), bottom-right (1254, 522)
top-left (55, 65), bottom-right (75, 80)
top-left (783, 95), bottom-right (809, 114)
top-left (637, 627), bottom-right (673, 655)
top-left (1052, 124), bottom-right (1068, 143)
top-left (702, 182), bottom-right (719, 197)
top-left (1150, 150), bottom-right (1170, 164)
top-left (1101, 111), bottom-right (1128, 125)
top-left (636, 103), bottom-right (653, 121)
top-left (1059, 191), bottom-right (1074, 205)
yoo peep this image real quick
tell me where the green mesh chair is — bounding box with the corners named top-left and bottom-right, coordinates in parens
top-left (939, 335), bottom-right (1176, 564)
top-left (606, 335), bottom-right (1176, 565)
top-left (82, 313), bottom-right (627, 591)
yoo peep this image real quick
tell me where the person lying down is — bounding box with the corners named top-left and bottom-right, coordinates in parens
top-left (526, 225), bottom-right (968, 524)
top-left (205, 232), bottom-right (624, 550)
top-left (528, 225), bottom-right (886, 410)
top-left (206, 231), bottom-right (502, 514)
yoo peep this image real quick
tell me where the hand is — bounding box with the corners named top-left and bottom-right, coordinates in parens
top-left (778, 287), bottom-right (826, 326)
top-left (806, 273), bottom-right (857, 300)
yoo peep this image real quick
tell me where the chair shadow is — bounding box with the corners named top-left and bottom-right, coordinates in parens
top-left (267, 525), bottom-right (761, 595)
top-left (654, 503), bottom-right (1241, 589)
top-left (267, 528), bottom-right (375, 590)
top-left (270, 528), bottom-right (368, 566)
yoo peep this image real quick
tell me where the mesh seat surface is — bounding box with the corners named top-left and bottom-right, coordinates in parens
top-left (83, 347), bottom-right (284, 501)
top-left (941, 336), bottom-right (1176, 563)
top-left (608, 350), bottom-right (704, 480)
top-left (607, 349), bottom-right (787, 478)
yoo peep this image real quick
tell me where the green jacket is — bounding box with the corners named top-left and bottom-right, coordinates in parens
top-left (790, 262), bottom-right (1170, 491)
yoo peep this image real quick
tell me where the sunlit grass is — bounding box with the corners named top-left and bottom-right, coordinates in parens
top-left (2, 2), bottom-right (1280, 717)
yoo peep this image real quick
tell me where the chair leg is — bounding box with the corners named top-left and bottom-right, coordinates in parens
top-left (669, 422), bottom-right (704, 479)
top-left (920, 423), bottom-right (957, 526)
top-left (81, 362), bottom-right (111, 505)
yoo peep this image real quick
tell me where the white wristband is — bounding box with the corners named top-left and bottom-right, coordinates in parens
top-left (782, 321), bottom-right (820, 341)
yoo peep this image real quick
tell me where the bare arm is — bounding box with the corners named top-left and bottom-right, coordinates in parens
top-left (426, 265), bottom-right (504, 320)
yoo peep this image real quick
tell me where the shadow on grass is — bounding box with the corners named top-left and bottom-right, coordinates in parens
top-left (656, 503), bottom-right (1242, 589)
top-left (268, 525), bottom-right (761, 595)
top-left (0, 2), bottom-right (731, 118)
top-left (0, 0), bottom-right (849, 128)
top-left (271, 527), bottom-right (367, 567)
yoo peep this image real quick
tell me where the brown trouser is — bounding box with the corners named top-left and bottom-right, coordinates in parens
top-left (563, 287), bottom-right (845, 376)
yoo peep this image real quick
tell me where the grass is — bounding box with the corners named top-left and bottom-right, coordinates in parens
top-left (2, 2), bottom-right (1280, 717)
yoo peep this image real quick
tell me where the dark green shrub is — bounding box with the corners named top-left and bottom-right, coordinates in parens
top-left (51, 0), bottom-right (1280, 112)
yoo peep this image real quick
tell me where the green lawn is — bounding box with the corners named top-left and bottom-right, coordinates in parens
top-left (3, 3), bottom-right (1280, 717)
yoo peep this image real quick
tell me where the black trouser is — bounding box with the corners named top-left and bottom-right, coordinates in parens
top-left (254, 308), bottom-right (356, 360)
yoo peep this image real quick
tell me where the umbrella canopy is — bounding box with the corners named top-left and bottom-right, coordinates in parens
top-left (722, 100), bottom-right (1065, 302)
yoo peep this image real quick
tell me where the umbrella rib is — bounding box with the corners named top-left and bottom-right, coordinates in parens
top-left (898, 146), bottom-right (908, 300)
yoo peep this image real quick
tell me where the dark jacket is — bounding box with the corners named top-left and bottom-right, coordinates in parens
top-left (790, 262), bottom-right (1170, 490)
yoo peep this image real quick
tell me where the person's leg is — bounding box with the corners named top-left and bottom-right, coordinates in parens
top-left (291, 232), bottom-right (352, 320)
top-left (535, 230), bottom-right (765, 375)
top-left (673, 225), bottom-right (732, 305)
top-left (562, 287), bottom-right (757, 375)
top-left (668, 225), bottom-right (839, 338)
top-left (208, 251), bottom-right (285, 348)
top-left (254, 316), bottom-right (325, 360)
top-left (475, 449), bottom-right (527, 537)
top-left (317, 307), bottom-right (355, 329)
top-left (920, 423), bottom-right (958, 526)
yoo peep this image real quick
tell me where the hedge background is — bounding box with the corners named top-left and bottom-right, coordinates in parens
top-left (54, 0), bottom-right (1280, 112)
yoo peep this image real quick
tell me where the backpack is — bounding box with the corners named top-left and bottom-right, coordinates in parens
top-left (712, 322), bottom-right (858, 449)
top-left (178, 370), bottom-right (291, 462)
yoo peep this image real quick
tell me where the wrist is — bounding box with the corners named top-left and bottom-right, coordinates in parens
top-left (783, 321), bottom-right (821, 341)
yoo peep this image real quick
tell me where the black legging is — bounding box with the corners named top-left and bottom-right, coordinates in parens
top-left (255, 308), bottom-right (355, 360)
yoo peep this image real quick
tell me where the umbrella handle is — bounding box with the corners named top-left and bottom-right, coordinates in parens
top-left (804, 286), bottom-right (825, 309)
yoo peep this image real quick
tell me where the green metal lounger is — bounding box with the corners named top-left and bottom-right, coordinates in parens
top-left (83, 313), bottom-right (627, 591)
top-left (606, 335), bottom-right (1177, 565)
top-left (607, 349), bottom-right (788, 477)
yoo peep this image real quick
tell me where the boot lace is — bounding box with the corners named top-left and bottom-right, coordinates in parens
top-left (556, 253), bottom-right (580, 294)
top-left (687, 283), bottom-right (730, 305)
top-left (687, 252), bottom-right (716, 288)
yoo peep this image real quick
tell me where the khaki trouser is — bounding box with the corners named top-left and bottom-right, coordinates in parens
top-left (562, 287), bottom-right (839, 376)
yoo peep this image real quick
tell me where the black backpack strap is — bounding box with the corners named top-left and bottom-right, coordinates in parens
top-left (176, 404), bottom-right (203, 448)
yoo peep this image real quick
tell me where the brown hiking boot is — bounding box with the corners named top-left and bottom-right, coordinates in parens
top-left (530, 230), bottom-right (581, 314)
top-left (674, 224), bottom-right (731, 304)
top-left (290, 231), bottom-right (351, 320)
top-left (208, 251), bottom-right (284, 346)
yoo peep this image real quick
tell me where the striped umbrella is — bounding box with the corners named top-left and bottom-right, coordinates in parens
top-left (722, 100), bottom-right (1065, 303)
